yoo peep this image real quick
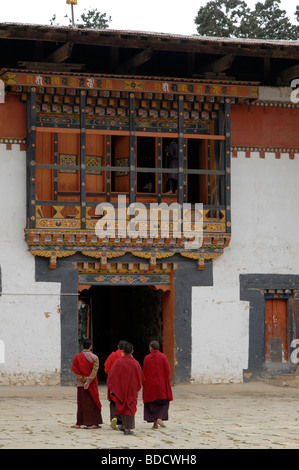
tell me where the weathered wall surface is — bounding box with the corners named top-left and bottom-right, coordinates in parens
top-left (191, 150), bottom-right (299, 383)
top-left (191, 87), bottom-right (299, 383)
top-left (0, 144), bottom-right (61, 385)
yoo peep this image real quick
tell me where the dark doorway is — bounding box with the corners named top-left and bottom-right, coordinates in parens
top-left (136, 136), bottom-right (156, 193)
top-left (86, 285), bottom-right (163, 382)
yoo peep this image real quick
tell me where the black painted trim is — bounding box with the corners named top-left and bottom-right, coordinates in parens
top-left (35, 253), bottom-right (213, 384)
top-left (174, 259), bottom-right (213, 382)
top-left (35, 257), bottom-right (78, 385)
top-left (240, 273), bottom-right (299, 379)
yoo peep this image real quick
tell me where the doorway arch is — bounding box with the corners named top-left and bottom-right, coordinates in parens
top-left (78, 275), bottom-right (175, 382)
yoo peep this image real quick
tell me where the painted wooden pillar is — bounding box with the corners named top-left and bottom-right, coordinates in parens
top-left (80, 91), bottom-right (86, 229)
top-left (217, 103), bottom-right (225, 206)
top-left (162, 270), bottom-right (175, 382)
top-left (53, 132), bottom-right (58, 201)
top-left (157, 137), bottom-right (162, 204)
top-left (129, 93), bottom-right (136, 205)
top-left (26, 87), bottom-right (37, 229)
top-left (106, 134), bottom-right (111, 203)
top-left (178, 95), bottom-right (184, 205)
top-left (224, 99), bottom-right (231, 234)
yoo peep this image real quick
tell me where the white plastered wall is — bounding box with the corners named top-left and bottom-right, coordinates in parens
top-left (191, 150), bottom-right (299, 383)
top-left (0, 144), bottom-right (61, 385)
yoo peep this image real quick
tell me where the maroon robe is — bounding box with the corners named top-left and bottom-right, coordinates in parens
top-left (71, 351), bottom-right (102, 410)
top-left (142, 350), bottom-right (173, 404)
top-left (107, 354), bottom-right (143, 416)
top-left (104, 349), bottom-right (122, 401)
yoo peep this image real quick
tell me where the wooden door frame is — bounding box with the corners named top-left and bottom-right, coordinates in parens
top-left (264, 293), bottom-right (294, 363)
top-left (149, 272), bottom-right (175, 383)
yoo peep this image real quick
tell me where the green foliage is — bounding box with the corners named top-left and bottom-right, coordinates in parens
top-left (194, 0), bottom-right (250, 38)
top-left (194, 0), bottom-right (299, 40)
top-left (50, 8), bottom-right (111, 29)
top-left (80, 9), bottom-right (111, 29)
top-left (249, 0), bottom-right (298, 39)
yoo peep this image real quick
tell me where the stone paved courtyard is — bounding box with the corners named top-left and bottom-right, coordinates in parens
top-left (0, 381), bottom-right (299, 450)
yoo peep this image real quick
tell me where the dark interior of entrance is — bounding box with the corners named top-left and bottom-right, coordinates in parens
top-left (81, 285), bottom-right (163, 382)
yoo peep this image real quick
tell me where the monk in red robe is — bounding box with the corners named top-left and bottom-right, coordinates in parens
top-left (107, 342), bottom-right (143, 435)
top-left (104, 339), bottom-right (126, 430)
top-left (71, 339), bottom-right (103, 429)
top-left (142, 340), bottom-right (173, 429)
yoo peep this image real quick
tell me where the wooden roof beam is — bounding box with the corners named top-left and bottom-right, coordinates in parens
top-left (263, 56), bottom-right (272, 82)
top-left (117, 47), bottom-right (153, 73)
top-left (199, 53), bottom-right (235, 73)
top-left (0, 25), bottom-right (298, 59)
top-left (45, 41), bottom-right (74, 63)
top-left (277, 63), bottom-right (299, 85)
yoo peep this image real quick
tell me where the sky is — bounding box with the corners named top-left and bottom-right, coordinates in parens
top-left (0, 0), bottom-right (298, 36)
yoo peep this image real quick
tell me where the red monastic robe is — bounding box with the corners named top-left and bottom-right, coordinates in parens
top-left (104, 349), bottom-right (123, 375)
top-left (71, 351), bottom-right (102, 410)
top-left (104, 349), bottom-right (123, 401)
top-left (142, 350), bottom-right (173, 403)
top-left (107, 354), bottom-right (143, 416)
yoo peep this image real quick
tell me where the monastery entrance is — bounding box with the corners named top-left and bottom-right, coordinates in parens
top-left (78, 283), bottom-right (175, 383)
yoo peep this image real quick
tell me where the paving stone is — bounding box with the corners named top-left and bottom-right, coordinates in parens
top-left (0, 382), bottom-right (299, 449)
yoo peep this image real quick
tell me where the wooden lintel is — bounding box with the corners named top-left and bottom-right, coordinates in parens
top-left (17, 61), bottom-right (84, 72)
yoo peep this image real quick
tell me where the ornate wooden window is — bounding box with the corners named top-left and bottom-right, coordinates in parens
top-left (29, 91), bottom-right (231, 223)
top-left (0, 70), bottom-right (258, 269)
